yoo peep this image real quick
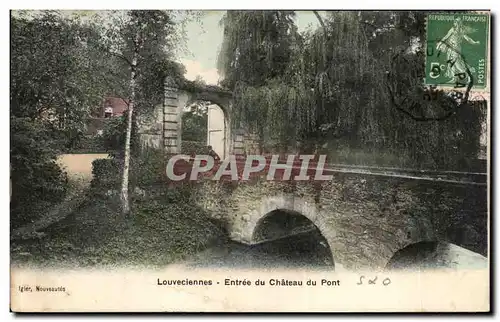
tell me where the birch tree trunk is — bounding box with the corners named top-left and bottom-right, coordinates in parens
top-left (120, 45), bottom-right (139, 215)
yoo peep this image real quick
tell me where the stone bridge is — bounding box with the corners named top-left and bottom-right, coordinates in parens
top-left (138, 77), bottom-right (488, 271)
top-left (190, 168), bottom-right (487, 271)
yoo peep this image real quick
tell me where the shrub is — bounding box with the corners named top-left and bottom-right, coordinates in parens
top-left (90, 149), bottom-right (172, 196)
top-left (100, 116), bottom-right (127, 153)
top-left (10, 117), bottom-right (69, 227)
top-left (90, 158), bottom-right (122, 192)
top-left (182, 140), bottom-right (207, 156)
top-left (130, 148), bottom-right (167, 188)
top-left (65, 135), bottom-right (108, 154)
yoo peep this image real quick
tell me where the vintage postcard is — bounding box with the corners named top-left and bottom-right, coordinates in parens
top-left (10, 9), bottom-right (490, 312)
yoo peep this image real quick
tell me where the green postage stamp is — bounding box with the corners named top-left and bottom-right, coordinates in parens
top-left (425, 13), bottom-right (490, 89)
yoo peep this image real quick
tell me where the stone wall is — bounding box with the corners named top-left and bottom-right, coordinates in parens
top-left (243, 133), bottom-right (260, 155)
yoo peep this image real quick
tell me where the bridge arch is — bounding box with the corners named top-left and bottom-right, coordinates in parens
top-left (385, 240), bottom-right (488, 271)
top-left (240, 195), bottom-right (339, 269)
top-left (382, 214), bottom-right (439, 268)
top-left (234, 193), bottom-right (444, 271)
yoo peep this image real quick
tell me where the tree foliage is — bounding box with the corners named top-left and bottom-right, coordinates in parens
top-left (89, 11), bottom-right (185, 113)
top-left (87, 10), bottom-right (185, 213)
top-left (182, 102), bottom-right (209, 142)
top-left (10, 12), bottom-right (112, 225)
top-left (217, 11), bottom-right (297, 88)
top-left (11, 12), bottom-right (108, 131)
top-left (218, 10), bottom-right (487, 169)
top-left (10, 116), bottom-right (68, 227)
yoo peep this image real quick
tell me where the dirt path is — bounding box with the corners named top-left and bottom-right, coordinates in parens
top-left (11, 154), bottom-right (110, 240)
top-left (57, 153), bottom-right (111, 185)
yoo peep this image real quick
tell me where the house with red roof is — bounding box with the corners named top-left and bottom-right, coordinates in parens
top-left (99, 97), bottom-right (129, 118)
top-left (85, 96), bottom-right (130, 135)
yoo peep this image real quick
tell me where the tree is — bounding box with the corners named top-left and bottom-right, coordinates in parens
top-left (10, 12), bottom-right (116, 225)
top-left (218, 10), bottom-right (486, 169)
top-left (217, 11), bottom-right (299, 151)
top-left (182, 102), bottom-right (209, 142)
top-left (217, 11), bottom-right (297, 89)
top-left (11, 11), bottom-right (108, 130)
top-left (90, 10), bottom-right (179, 214)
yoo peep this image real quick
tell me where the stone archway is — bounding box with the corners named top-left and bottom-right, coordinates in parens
top-left (161, 77), bottom-right (236, 157)
top-left (137, 76), bottom-right (262, 157)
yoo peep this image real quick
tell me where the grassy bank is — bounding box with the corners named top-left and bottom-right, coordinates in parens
top-left (10, 189), bottom-right (228, 269)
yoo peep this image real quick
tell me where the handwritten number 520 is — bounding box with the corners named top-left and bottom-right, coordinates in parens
top-left (357, 276), bottom-right (391, 286)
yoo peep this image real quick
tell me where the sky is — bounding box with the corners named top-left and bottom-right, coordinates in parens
top-left (177, 11), bottom-right (321, 85)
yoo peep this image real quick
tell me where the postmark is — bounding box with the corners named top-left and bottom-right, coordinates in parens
top-left (387, 43), bottom-right (474, 121)
top-left (425, 13), bottom-right (489, 89)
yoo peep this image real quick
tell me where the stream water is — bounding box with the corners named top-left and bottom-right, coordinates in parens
top-left (182, 230), bottom-right (487, 272)
top-left (185, 231), bottom-right (336, 271)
